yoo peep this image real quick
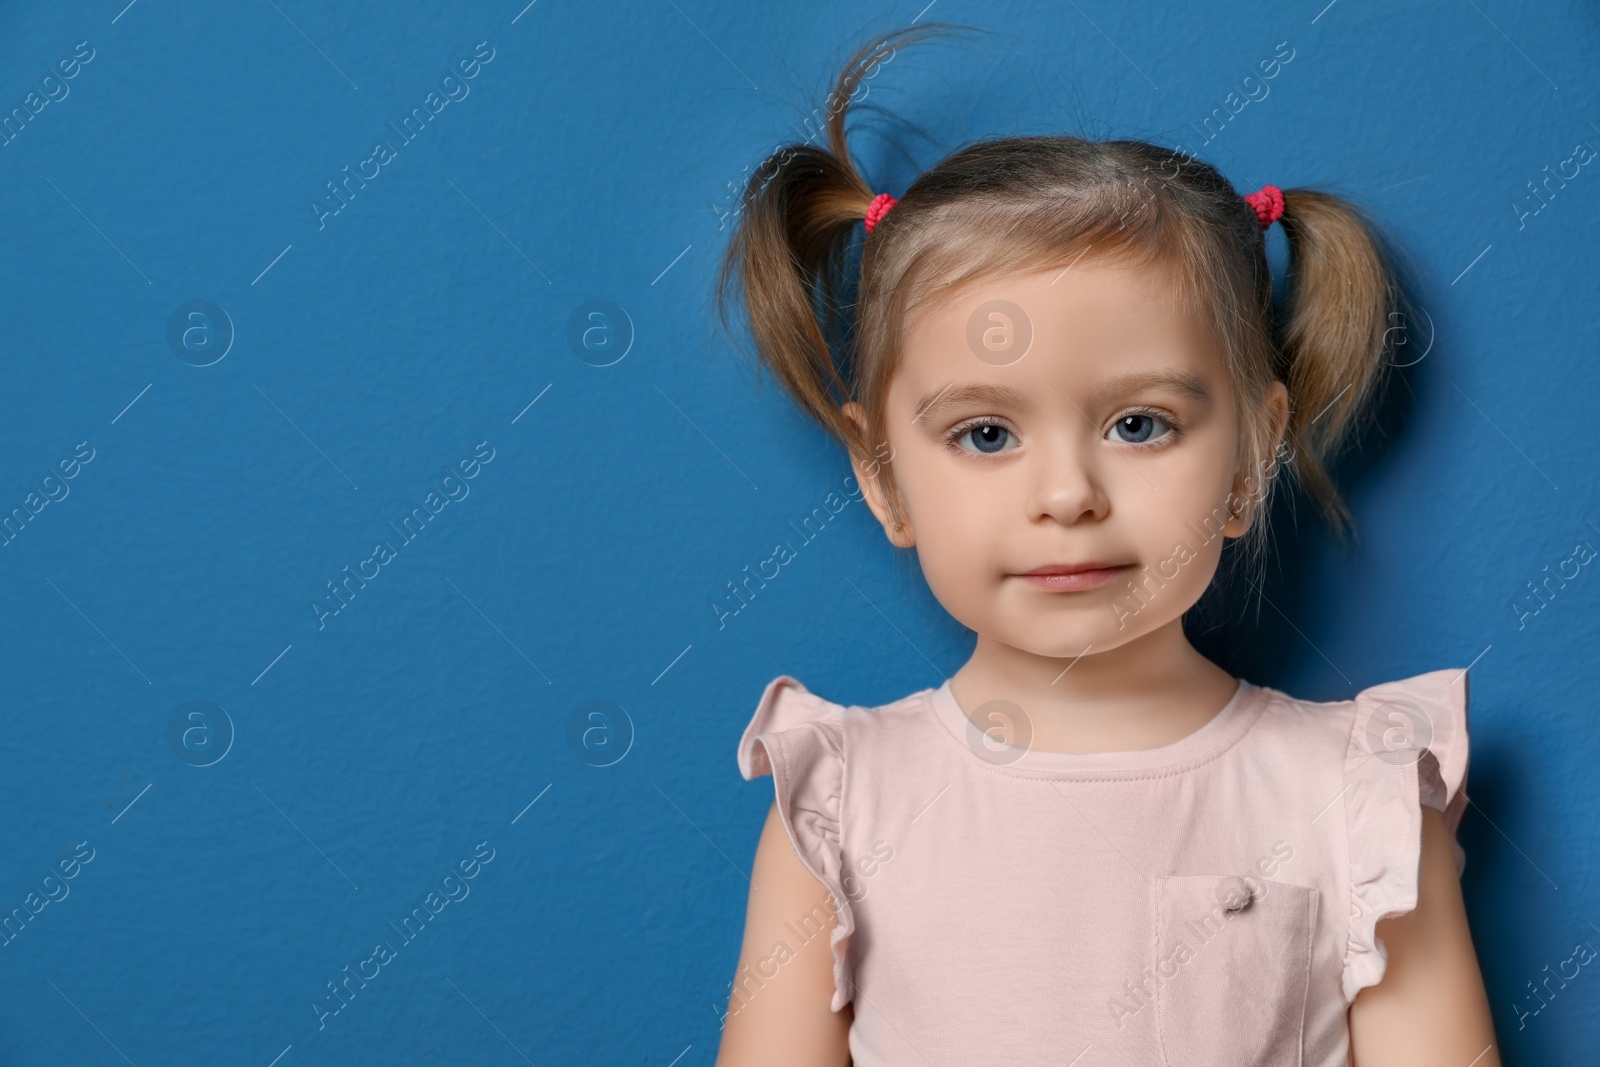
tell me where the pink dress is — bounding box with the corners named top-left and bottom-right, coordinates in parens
top-left (735, 669), bottom-right (1469, 1066)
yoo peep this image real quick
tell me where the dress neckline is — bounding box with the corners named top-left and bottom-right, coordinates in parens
top-left (924, 676), bottom-right (1265, 781)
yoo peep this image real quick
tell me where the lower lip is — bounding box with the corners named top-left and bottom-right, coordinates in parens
top-left (1013, 566), bottom-right (1133, 592)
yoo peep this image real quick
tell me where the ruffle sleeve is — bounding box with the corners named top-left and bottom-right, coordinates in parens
top-left (737, 675), bottom-right (855, 1011)
top-left (1340, 668), bottom-right (1470, 1003)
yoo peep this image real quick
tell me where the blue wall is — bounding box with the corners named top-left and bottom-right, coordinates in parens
top-left (0, 1), bottom-right (1594, 1063)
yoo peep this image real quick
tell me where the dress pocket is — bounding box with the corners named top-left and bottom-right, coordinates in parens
top-left (1152, 873), bottom-right (1318, 1067)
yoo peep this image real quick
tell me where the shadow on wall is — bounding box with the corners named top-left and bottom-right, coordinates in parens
top-left (1188, 260), bottom-right (1428, 689)
top-left (1189, 274), bottom-right (1545, 1056)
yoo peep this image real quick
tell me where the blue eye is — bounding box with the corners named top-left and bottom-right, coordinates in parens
top-left (949, 421), bottom-right (1015, 455)
top-left (1108, 412), bottom-right (1174, 445)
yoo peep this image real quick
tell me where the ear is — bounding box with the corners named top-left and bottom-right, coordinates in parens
top-left (841, 401), bottom-right (915, 548)
top-left (1224, 380), bottom-right (1289, 538)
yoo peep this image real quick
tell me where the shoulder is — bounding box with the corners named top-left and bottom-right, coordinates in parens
top-left (1236, 669), bottom-right (1472, 1005)
top-left (1247, 671), bottom-right (1469, 808)
top-left (738, 676), bottom-right (852, 782)
top-left (1323, 668), bottom-right (1472, 1004)
top-left (734, 674), bottom-right (923, 1013)
top-left (736, 674), bottom-right (928, 781)
top-left (1282, 668), bottom-right (1472, 868)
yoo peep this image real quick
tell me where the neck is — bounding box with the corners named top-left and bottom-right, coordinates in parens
top-left (949, 619), bottom-right (1239, 752)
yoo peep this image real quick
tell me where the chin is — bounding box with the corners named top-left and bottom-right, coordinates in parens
top-left (999, 621), bottom-right (1118, 659)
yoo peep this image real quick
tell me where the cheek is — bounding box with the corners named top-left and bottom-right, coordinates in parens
top-left (890, 451), bottom-right (1003, 603)
top-left (1113, 444), bottom-right (1238, 565)
top-left (906, 449), bottom-right (1025, 549)
top-left (1127, 467), bottom-right (1230, 531)
top-left (902, 460), bottom-right (989, 555)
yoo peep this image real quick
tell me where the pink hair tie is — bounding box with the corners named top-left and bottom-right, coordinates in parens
top-left (864, 192), bottom-right (898, 234)
top-left (1243, 184), bottom-right (1285, 230)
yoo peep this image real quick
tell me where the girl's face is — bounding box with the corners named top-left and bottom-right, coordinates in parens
top-left (847, 256), bottom-right (1287, 659)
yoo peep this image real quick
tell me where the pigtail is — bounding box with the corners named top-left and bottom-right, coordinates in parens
top-left (713, 53), bottom-right (875, 453)
top-left (715, 28), bottom-right (950, 457)
top-left (1275, 188), bottom-right (1397, 537)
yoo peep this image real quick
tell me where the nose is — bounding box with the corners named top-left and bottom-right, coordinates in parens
top-left (1025, 425), bottom-right (1110, 525)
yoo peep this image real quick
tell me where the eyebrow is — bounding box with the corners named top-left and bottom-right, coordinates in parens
top-left (912, 370), bottom-right (1210, 423)
top-left (912, 382), bottom-right (1028, 423)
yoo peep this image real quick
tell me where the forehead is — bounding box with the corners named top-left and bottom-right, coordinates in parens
top-left (890, 257), bottom-right (1225, 407)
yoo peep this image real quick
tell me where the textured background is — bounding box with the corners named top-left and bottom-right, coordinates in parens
top-left (0, 0), bottom-right (1595, 1063)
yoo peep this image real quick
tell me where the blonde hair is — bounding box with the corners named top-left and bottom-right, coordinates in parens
top-left (716, 26), bottom-right (1398, 556)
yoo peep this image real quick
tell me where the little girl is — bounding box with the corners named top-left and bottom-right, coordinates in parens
top-left (713, 29), bottom-right (1498, 1067)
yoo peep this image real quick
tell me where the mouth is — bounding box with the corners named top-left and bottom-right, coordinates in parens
top-left (1010, 562), bottom-right (1135, 592)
